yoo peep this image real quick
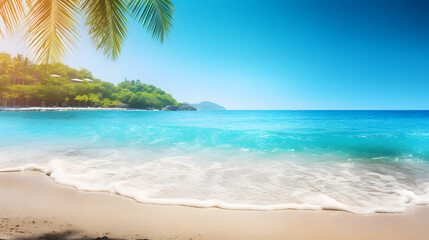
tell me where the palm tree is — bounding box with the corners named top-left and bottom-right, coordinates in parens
top-left (0, 0), bottom-right (174, 65)
top-left (0, 56), bottom-right (12, 80)
top-left (11, 54), bottom-right (23, 85)
top-left (21, 57), bottom-right (31, 85)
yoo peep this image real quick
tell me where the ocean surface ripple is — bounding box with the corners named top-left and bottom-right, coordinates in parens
top-left (1, 110), bottom-right (428, 214)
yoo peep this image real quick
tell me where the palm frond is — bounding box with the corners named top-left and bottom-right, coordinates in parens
top-left (81, 0), bottom-right (129, 60)
top-left (129, 0), bottom-right (174, 43)
top-left (0, 0), bottom-right (26, 37)
top-left (25, 0), bottom-right (79, 64)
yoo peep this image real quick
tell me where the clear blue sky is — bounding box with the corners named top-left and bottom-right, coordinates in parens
top-left (1, 0), bottom-right (428, 110)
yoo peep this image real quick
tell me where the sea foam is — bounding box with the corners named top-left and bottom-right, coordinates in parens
top-left (1, 110), bottom-right (429, 214)
top-left (1, 147), bottom-right (428, 214)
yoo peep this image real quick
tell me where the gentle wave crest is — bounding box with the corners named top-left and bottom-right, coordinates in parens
top-left (1, 147), bottom-right (429, 214)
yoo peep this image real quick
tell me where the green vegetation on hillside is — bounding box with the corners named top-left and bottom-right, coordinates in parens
top-left (0, 53), bottom-right (194, 110)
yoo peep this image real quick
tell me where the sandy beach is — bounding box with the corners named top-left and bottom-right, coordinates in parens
top-left (0, 171), bottom-right (428, 240)
top-left (1, 0), bottom-right (428, 238)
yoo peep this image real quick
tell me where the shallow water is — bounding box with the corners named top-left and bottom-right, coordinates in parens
top-left (1, 110), bottom-right (428, 213)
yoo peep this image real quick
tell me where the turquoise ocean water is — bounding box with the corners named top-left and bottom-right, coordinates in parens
top-left (0, 110), bottom-right (428, 213)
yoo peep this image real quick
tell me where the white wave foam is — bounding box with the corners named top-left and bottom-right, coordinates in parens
top-left (1, 147), bottom-right (429, 214)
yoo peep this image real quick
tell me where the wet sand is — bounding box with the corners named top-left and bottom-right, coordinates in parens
top-left (0, 171), bottom-right (428, 240)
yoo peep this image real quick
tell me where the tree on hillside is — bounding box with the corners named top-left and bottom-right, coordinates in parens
top-left (42, 84), bottom-right (69, 106)
top-left (8, 85), bottom-right (21, 107)
top-left (14, 85), bottom-right (36, 106)
top-left (75, 95), bottom-right (84, 107)
top-left (0, 53), bottom-right (12, 76)
top-left (116, 88), bottom-right (134, 103)
top-left (21, 57), bottom-right (31, 85)
top-left (101, 98), bottom-right (112, 108)
top-left (89, 93), bottom-right (101, 107)
top-left (0, 74), bottom-right (10, 90)
top-left (79, 68), bottom-right (93, 79)
top-left (0, 53), bottom-right (193, 110)
top-left (1, 92), bottom-right (12, 107)
top-left (11, 54), bottom-right (23, 85)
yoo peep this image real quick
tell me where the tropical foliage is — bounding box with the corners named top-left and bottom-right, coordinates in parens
top-left (0, 53), bottom-right (193, 110)
top-left (0, 0), bottom-right (174, 64)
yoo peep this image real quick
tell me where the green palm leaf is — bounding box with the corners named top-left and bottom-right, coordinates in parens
top-left (129, 0), bottom-right (174, 43)
top-left (1, 0), bottom-right (175, 64)
top-left (82, 0), bottom-right (129, 60)
top-left (0, 0), bottom-right (25, 37)
top-left (25, 0), bottom-right (79, 64)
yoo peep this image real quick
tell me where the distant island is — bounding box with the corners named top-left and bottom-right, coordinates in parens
top-left (0, 53), bottom-right (195, 111)
top-left (189, 101), bottom-right (226, 110)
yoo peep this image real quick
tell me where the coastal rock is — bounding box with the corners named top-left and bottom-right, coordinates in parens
top-left (162, 104), bottom-right (196, 111)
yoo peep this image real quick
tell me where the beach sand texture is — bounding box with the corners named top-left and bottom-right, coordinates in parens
top-left (1, 171), bottom-right (428, 240)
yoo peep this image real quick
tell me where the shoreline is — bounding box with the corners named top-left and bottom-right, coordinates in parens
top-left (0, 107), bottom-right (199, 112)
top-left (1, 171), bottom-right (428, 239)
top-left (0, 107), bottom-right (129, 112)
top-left (0, 168), bottom-right (416, 214)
